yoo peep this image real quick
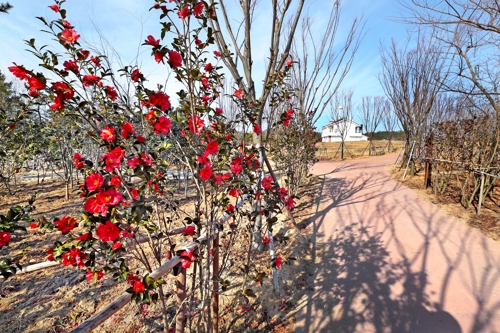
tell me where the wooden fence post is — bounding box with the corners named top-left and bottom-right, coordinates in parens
top-left (393, 141), bottom-right (406, 169)
top-left (402, 141), bottom-right (416, 180)
top-left (477, 172), bottom-right (485, 216)
top-left (176, 266), bottom-right (187, 333)
top-left (212, 234), bottom-right (219, 333)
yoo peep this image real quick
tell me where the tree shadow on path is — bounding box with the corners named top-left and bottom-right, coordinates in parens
top-left (295, 164), bottom-right (500, 333)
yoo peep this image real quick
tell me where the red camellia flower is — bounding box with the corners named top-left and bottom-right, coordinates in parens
top-left (96, 221), bottom-right (120, 242)
top-left (181, 250), bottom-right (195, 268)
top-left (53, 81), bottom-right (74, 100)
top-left (228, 188), bottom-right (240, 197)
top-left (204, 63), bottom-right (213, 72)
top-left (141, 153), bottom-right (154, 166)
top-left (131, 69), bottom-right (144, 82)
top-left (76, 232), bottom-right (91, 241)
top-left (0, 231), bottom-right (11, 247)
top-left (283, 109), bottom-right (294, 127)
top-left (63, 20), bottom-right (73, 28)
top-left (73, 153), bottom-right (85, 169)
top-left (8, 62), bottom-right (30, 80)
top-left (121, 122), bottom-right (136, 139)
top-left (226, 204), bottom-right (235, 213)
top-left (262, 176), bottom-right (273, 190)
top-left (50, 95), bottom-right (64, 111)
top-left (109, 176), bottom-right (122, 187)
top-left (77, 49), bottom-right (90, 60)
top-left (215, 107), bottom-right (223, 115)
top-left (126, 274), bottom-right (141, 286)
top-left (112, 241), bottom-right (122, 250)
top-left (193, 2), bottom-right (204, 16)
top-left (91, 56), bottom-right (101, 67)
top-left (60, 29), bottom-right (81, 44)
top-left (86, 173), bottom-right (104, 191)
top-left (96, 189), bottom-right (123, 206)
top-left (84, 197), bottom-right (108, 216)
top-left (149, 92), bottom-right (171, 111)
top-left (201, 95), bottom-right (211, 104)
top-left (63, 60), bottom-right (79, 73)
top-left (104, 147), bottom-right (125, 172)
top-left (199, 165), bottom-right (213, 181)
top-left (195, 35), bottom-right (203, 47)
top-left (230, 157), bottom-right (243, 175)
top-left (204, 141), bottom-right (218, 156)
top-left (285, 196), bottom-right (295, 210)
top-left (82, 75), bottom-right (100, 86)
top-left (30, 223), bottom-right (38, 229)
top-left (100, 126), bottom-right (116, 141)
top-left (168, 50), bottom-right (182, 68)
top-left (131, 188), bottom-right (139, 200)
top-left (286, 59), bottom-right (293, 67)
top-left (188, 115), bottom-right (205, 133)
top-left (182, 225), bottom-right (195, 236)
top-left (61, 248), bottom-right (86, 267)
top-left (133, 281), bottom-right (145, 293)
top-left (105, 86), bottom-right (118, 101)
top-left (54, 216), bottom-right (77, 233)
top-left (137, 135), bottom-right (145, 143)
top-left (153, 116), bottom-right (172, 135)
top-left (178, 6), bottom-right (189, 19)
top-left (122, 227), bottom-right (136, 239)
top-left (278, 187), bottom-right (288, 200)
top-left (27, 75), bottom-right (46, 95)
top-left (86, 269), bottom-right (104, 282)
top-left (214, 173), bottom-right (223, 185)
top-left (274, 257), bottom-right (283, 268)
top-left (214, 50), bottom-right (221, 57)
top-left (127, 156), bottom-right (142, 169)
top-left (154, 52), bottom-right (165, 64)
top-left (49, 4), bottom-right (59, 12)
top-left (201, 77), bottom-right (209, 89)
top-left (145, 110), bottom-right (156, 120)
top-left (234, 89), bottom-right (243, 99)
top-left (46, 248), bottom-right (55, 261)
top-left (144, 35), bottom-right (160, 47)
top-left (253, 124), bottom-right (261, 135)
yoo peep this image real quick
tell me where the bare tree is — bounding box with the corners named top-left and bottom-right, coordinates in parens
top-left (379, 34), bottom-right (447, 175)
top-left (290, 2), bottom-right (365, 124)
top-left (382, 99), bottom-right (398, 152)
top-left (358, 96), bottom-right (385, 155)
top-left (400, 0), bottom-right (500, 206)
top-left (329, 90), bottom-right (354, 160)
top-left (209, 0), bottom-right (305, 142)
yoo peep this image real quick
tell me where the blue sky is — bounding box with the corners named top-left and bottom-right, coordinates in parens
top-left (0, 0), bottom-right (409, 130)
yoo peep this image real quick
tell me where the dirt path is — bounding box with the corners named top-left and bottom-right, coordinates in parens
top-left (294, 154), bottom-right (500, 333)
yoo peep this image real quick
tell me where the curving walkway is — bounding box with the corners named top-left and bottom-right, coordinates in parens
top-left (294, 154), bottom-right (500, 333)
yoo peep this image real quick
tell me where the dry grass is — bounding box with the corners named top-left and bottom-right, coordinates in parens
top-left (316, 140), bottom-right (405, 160)
top-left (0, 173), bottom-right (319, 333)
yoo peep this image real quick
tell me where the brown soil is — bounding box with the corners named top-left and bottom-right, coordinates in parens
top-left (0, 174), bottom-right (319, 333)
top-left (389, 165), bottom-right (500, 241)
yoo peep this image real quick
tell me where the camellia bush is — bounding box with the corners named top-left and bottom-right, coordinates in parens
top-left (2, 0), bottom-right (300, 331)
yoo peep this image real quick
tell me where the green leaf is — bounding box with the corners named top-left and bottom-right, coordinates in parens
top-left (243, 288), bottom-right (256, 298)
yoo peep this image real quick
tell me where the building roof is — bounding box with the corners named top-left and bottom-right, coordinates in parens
top-left (322, 118), bottom-right (362, 129)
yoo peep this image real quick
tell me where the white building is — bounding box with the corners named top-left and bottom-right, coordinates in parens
top-left (321, 118), bottom-right (368, 142)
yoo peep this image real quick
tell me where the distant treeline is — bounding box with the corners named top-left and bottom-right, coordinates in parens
top-left (364, 131), bottom-right (405, 141)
